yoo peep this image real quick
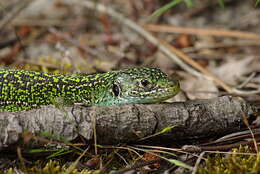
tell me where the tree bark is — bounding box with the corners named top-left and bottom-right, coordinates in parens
top-left (0, 96), bottom-right (257, 149)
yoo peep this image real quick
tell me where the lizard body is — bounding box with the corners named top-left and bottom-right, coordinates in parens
top-left (0, 67), bottom-right (180, 112)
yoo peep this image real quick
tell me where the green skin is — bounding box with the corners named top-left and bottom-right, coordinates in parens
top-left (0, 67), bottom-right (180, 112)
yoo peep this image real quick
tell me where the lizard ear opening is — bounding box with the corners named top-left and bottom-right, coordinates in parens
top-left (112, 84), bottom-right (120, 97)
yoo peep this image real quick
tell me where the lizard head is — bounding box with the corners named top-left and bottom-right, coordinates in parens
top-left (97, 67), bottom-right (180, 106)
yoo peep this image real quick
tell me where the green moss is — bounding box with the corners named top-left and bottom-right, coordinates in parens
top-left (1, 160), bottom-right (99, 174)
top-left (197, 146), bottom-right (260, 174)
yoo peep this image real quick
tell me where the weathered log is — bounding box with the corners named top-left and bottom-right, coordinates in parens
top-left (0, 96), bottom-right (257, 149)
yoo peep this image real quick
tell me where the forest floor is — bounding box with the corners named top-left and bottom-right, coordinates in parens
top-left (0, 0), bottom-right (260, 173)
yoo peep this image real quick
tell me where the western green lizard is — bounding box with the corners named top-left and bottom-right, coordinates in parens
top-left (0, 67), bottom-right (180, 112)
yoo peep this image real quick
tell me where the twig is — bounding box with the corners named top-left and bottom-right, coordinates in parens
top-left (0, 0), bottom-right (34, 31)
top-left (0, 38), bottom-right (18, 49)
top-left (12, 18), bottom-right (72, 27)
top-left (144, 24), bottom-right (260, 40)
top-left (182, 40), bottom-right (260, 53)
top-left (237, 72), bottom-right (256, 89)
top-left (135, 145), bottom-right (205, 159)
top-left (191, 152), bottom-right (205, 174)
top-left (183, 138), bottom-right (260, 152)
top-left (1, 96), bottom-right (255, 148)
top-left (232, 88), bottom-right (260, 95)
top-left (214, 129), bottom-right (260, 144)
top-left (204, 151), bottom-right (257, 156)
top-left (158, 39), bottom-right (233, 93)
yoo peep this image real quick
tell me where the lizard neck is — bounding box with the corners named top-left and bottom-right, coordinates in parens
top-left (53, 72), bottom-right (115, 105)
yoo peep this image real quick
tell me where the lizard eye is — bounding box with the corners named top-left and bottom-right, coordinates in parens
top-left (112, 84), bottom-right (120, 97)
top-left (140, 79), bottom-right (149, 87)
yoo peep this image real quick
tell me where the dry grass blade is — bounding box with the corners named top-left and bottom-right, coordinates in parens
top-left (242, 112), bottom-right (259, 153)
top-left (144, 24), bottom-right (260, 40)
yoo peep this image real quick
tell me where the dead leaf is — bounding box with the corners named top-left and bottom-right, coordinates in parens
top-left (181, 73), bottom-right (219, 100)
top-left (210, 57), bottom-right (254, 85)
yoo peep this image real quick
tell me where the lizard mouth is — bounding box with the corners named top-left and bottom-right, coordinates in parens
top-left (128, 80), bottom-right (180, 104)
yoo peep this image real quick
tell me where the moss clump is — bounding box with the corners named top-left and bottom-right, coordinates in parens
top-left (197, 146), bottom-right (260, 174)
top-left (1, 160), bottom-right (100, 174)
